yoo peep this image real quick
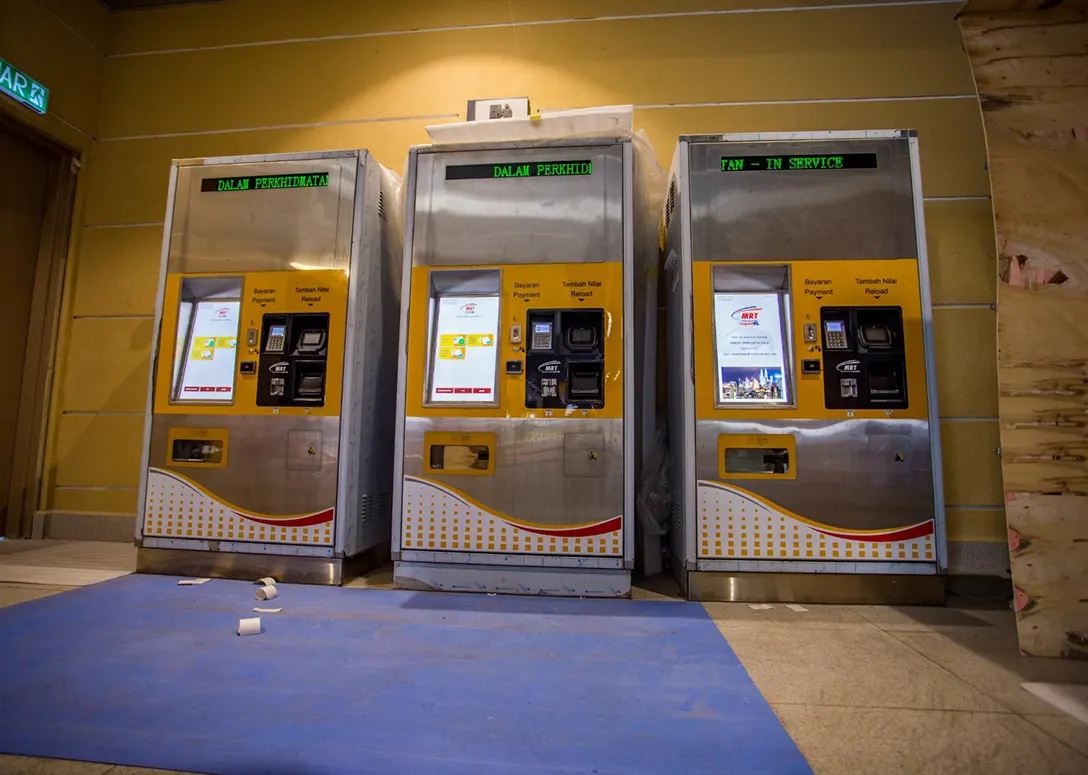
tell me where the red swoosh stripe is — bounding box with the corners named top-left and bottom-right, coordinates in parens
top-left (812, 521), bottom-right (934, 543)
top-left (506, 516), bottom-right (623, 538)
top-left (233, 508), bottom-right (335, 528)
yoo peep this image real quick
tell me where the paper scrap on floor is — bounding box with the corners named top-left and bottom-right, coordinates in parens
top-left (177, 578), bottom-right (211, 586)
top-left (254, 607), bottom-right (282, 613)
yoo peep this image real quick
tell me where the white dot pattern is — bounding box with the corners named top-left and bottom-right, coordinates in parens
top-left (143, 469), bottom-right (334, 546)
top-left (401, 477), bottom-right (622, 556)
top-left (696, 482), bottom-right (933, 561)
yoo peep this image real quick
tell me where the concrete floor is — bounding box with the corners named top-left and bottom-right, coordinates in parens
top-left (1, 541), bottom-right (1086, 775)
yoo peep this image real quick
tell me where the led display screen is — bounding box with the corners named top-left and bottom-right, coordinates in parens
top-left (200, 173), bottom-right (329, 192)
top-left (446, 161), bottom-right (593, 180)
top-left (720, 153), bottom-right (877, 172)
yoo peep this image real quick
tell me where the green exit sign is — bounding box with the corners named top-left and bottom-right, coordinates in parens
top-left (0, 57), bottom-right (49, 115)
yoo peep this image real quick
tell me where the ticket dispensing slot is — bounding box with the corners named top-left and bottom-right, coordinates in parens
top-left (525, 309), bottom-right (605, 409)
top-left (424, 432), bottom-right (496, 476)
top-left (256, 313), bottom-right (330, 407)
top-left (166, 427), bottom-right (229, 469)
top-left (717, 434), bottom-right (797, 480)
top-left (820, 306), bottom-right (907, 410)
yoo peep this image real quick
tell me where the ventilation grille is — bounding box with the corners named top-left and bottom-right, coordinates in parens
top-left (360, 492), bottom-right (392, 523)
top-left (378, 190), bottom-right (386, 221)
top-left (670, 500), bottom-right (682, 532)
top-left (665, 178), bottom-right (677, 232)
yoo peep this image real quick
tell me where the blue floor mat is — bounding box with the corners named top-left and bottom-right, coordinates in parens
top-left (0, 575), bottom-right (812, 775)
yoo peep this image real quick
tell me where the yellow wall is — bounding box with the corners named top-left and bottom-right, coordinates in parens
top-left (0, 0), bottom-right (106, 150)
top-left (43, 0), bottom-right (1005, 572)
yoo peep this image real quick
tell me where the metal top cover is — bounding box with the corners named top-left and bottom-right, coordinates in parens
top-left (685, 136), bottom-right (917, 262)
top-left (411, 138), bottom-right (628, 267)
top-left (168, 151), bottom-right (364, 274)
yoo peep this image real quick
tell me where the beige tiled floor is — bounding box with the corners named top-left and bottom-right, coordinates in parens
top-left (706, 602), bottom-right (1088, 774)
top-left (1, 547), bottom-right (1086, 775)
top-left (0, 540), bottom-right (135, 586)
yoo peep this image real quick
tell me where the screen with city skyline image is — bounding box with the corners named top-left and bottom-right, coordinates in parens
top-left (713, 292), bottom-right (790, 404)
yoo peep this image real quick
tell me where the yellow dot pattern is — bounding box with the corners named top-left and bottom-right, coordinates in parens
top-left (401, 479), bottom-right (622, 556)
top-left (143, 471), bottom-right (333, 546)
top-left (696, 483), bottom-right (933, 562)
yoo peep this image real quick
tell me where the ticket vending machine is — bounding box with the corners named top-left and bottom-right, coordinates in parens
top-left (136, 151), bottom-right (399, 584)
top-left (664, 131), bottom-right (946, 602)
top-left (392, 139), bottom-right (636, 596)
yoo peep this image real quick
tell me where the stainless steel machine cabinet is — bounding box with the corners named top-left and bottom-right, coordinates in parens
top-left (391, 138), bottom-right (643, 597)
top-left (663, 131), bottom-right (947, 603)
top-left (135, 151), bottom-right (400, 584)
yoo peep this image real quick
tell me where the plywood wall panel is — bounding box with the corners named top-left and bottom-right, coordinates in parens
top-left (960, 7), bottom-right (1088, 656)
top-left (1005, 493), bottom-right (1088, 659)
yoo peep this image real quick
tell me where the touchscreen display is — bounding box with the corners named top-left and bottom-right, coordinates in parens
top-left (174, 300), bottom-right (240, 402)
top-left (429, 296), bottom-right (499, 403)
top-left (713, 292), bottom-right (790, 404)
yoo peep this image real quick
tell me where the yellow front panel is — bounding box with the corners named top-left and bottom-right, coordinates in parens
top-left (692, 259), bottom-right (930, 422)
top-left (405, 263), bottom-right (624, 420)
top-left (152, 268), bottom-right (349, 417)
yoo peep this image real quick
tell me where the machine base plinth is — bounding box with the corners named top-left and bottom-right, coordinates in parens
top-left (394, 561), bottom-right (631, 598)
top-left (685, 571), bottom-right (945, 605)
top-left (136, 546), bottom-right (385, 586)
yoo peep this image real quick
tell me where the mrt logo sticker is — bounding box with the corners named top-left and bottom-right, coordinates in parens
top-left (731, 305), bottom-right (761, 325)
